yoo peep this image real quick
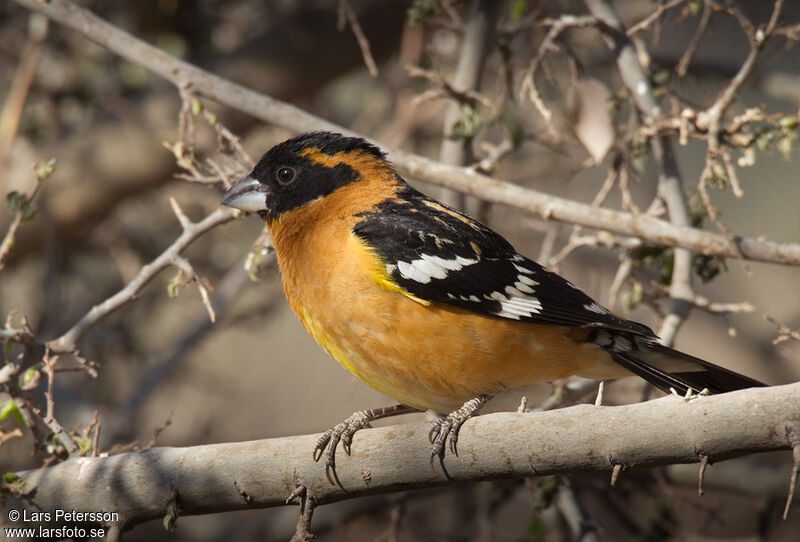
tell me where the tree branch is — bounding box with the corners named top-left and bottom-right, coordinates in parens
top-left (10, 0), bottom-right (800, 266)
top-left (46, 207), bottom-right (235, 354)
top-left (584, 0), bottom-right (696, 346)
top-left (8, 383), bottom-right (800, 531)
top-left (0, 207), bottom-right (236, 395)
top-left (437, 0), bottom-right (500, 208)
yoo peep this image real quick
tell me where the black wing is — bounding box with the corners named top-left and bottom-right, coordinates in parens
top-left (353, 186), bottom-right (654, 337)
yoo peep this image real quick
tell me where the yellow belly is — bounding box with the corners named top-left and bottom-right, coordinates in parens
top-left (295, 293), bottom-right (611, 412)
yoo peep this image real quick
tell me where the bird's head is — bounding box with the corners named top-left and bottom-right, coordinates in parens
top-left (221, 131), bottom-right (392, 224)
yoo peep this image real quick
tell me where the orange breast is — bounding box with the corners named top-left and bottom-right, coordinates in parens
top-left (268, 182), bottom-right (615, 412)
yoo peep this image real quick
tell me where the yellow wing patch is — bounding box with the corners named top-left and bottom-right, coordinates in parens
top-left (348, 233), bottom-right (431, 307)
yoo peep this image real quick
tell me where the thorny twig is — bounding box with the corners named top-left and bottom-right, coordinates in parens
top-left (0, 159), bottom-right (52, 270)
top-left (520, 14), bottom-right (597, 137)
top-left (784, 424), bottom-right (800, 520)
top-left (688, 0), bottom-right (787, 269)
top-left (765, 315), bottom-right (800, 345)
top-left (8, 0), bottom-right (800, 266)
top-left (626, 0), bottom-right (687, 36)
top-left (47, 207), bottom-right (235, 355)
top-left (338, 0), bottom-right (378, 77)
top-left (0, 13), bottom-right (48, 158)
top-left (165, 96), bottom-right (252, 186)
top-left (24, 349), bottom-right (80, 456)
top-left (287, 476), bottom-right (318, 542)
top-left (676, 0), bottom-right (713, 77)
top-left (650, 282), bottom-right (755, 314)
top-left (407, 65), bottom-right (494, 110)
top-left (169, 199), bottom-right (217, 323)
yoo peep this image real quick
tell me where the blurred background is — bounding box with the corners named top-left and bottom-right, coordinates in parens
top-left (1, 0), bottom-right (799, 540)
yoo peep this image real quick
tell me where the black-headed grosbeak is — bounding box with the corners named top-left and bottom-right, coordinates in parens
top-left (222, 131), bottom-right (764, 476)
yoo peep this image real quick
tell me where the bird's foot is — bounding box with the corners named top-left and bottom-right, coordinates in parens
top-left (314, 404), bottom-right (417, 486)
top-left (429, 394), bottom-right (491, 466)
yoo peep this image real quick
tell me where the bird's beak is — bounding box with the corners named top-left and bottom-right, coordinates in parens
top-left (221, 175), bottom-right (269, 212)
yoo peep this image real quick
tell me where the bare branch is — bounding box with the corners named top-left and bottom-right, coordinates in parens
top-left (520, 15), bottom-right (597, 137)
top-left (784, 424), bottom-right (800, 520)
top-left (627, 0), bottom-right (687, 36)
top-left (584, 0), bottom-right (695, 346)
top-left (0, 13), bottom-right (48, 164)
top-left (8, 383), bottom-right (800, 531)
top-left (555, 485), bottom-right (601, 542)
top-left (9, 0), bottom-right (800, 266)
top-left (765, 315), bottom-right (800, 344)
top-left (437, 0), bottom-right (500, 209)
top-left (46, 207), bottom-right (235, 354)
top-left (0, 159), bottom-right (52, 270)
top-left (698, 0), bottom-right (785, 129)
top-left (37, 350), bottom-right (80, 455)
top-left (676, 0), bottom-right (713, 77)
top-left (337, 0), bottom-right (378, 77)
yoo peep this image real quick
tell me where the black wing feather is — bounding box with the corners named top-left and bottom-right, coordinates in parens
top-left (353, 186), bottom-right (653, 336)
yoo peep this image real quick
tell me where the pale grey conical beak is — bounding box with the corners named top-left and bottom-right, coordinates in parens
top-left (221, 175), bottom-right (269, 212)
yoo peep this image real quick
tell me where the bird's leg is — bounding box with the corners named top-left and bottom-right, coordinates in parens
top-left (314, 404), bottom-right (419, 485)
top-left (429, 394), bottom-right (491, 464)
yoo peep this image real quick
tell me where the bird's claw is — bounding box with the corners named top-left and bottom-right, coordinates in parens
top-left (428, 395), bottom-right (490, 466)
top-left (313, 410), bottom-right (374, 485)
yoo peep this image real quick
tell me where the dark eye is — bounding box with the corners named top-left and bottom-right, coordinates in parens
top-left (276, 167), bottom-right (295, 185)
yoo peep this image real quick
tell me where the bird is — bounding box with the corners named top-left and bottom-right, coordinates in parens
top-left (221, 130), bottom-right (764, 479)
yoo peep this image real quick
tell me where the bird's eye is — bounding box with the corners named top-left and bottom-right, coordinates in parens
top-left (276, 167), bottom-right (296, 185)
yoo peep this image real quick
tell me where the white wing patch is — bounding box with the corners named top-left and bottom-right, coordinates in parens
top-left (515, 274), bottom-right (539, 294)
top-left (485, 290), bottom-right (543, 319)
top-left (512, 263), bottom-right (535, 275)
top-left (583, 302), bottom-right (609, 315)
top-left (396, 254), bottom-right (478, 284)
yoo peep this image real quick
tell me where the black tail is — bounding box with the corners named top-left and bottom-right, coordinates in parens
top-left (610, 342), bottom-right (765, 395)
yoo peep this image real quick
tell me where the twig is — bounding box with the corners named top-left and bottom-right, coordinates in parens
top-left (0, 13), bottom-right (48, 154)
top-left (337, 0), bottom-right (378, 77)
top-left (209, 115), bottom-right (256, 168)
top-left (627, 0), bottom-right (687, 36)
top-left (9, 0), bottom-right (800, 267)
top-left (697, 159), bottom-right (744, 263)
top-left (765, 314), bottom-right (800, 344)
top-left (697, 0), bottom-right (785, 131)
top-left (555, 485), bottom-right (601, 542)
top-left (89, 410), bottom-right (101, 457)
top-left (34, 349), bottom-right (80, 455)
top-left (676, 0), bottom-right (713, 77)
top-left (407, 65), bottom-right (494, 110)
top-left (287, 479), bottom-right (317, 542)
top-left (520, 15), bottom-right (597, 137)
top-left (0, 427), bottom-right (24, 448)
top-left (697, 453), bottom-right (709, 496)
top-left (46, 207), bottom-right (235, 354)
top-left (584, 0), bottom-right (696, 346)
top-left (650, 283), bottom-right (755, 314)
top-left (437, 0), bottom-right (500, 208)
top-left (0, 159), bottom-right (52, 270)
top-left (607, 258), bottom-right (633, 308)
top-left (784, 424), bottom-right (800, 520)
